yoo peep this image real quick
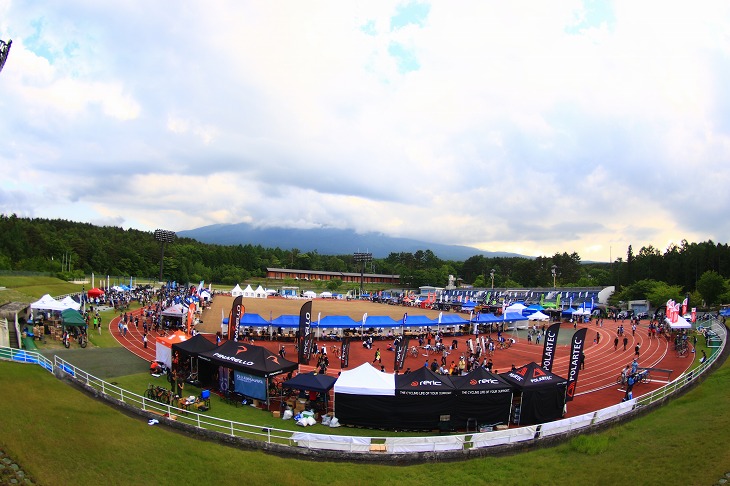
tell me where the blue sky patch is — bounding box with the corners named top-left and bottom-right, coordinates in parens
top-left (390, 2), bottom-right (430, 31)
top-left (388, 41), bottom-right (420, 73)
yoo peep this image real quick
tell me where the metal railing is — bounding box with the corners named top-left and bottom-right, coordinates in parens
top-left (0, 317), bottom-right (725, 456)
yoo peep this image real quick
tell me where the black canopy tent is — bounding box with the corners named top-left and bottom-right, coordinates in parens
top-left (451, 367), bottom-right (513, 428)
top-left (282, 371), bottom-right (337, 413)
top-left (500, 362), bottom-right (567, 425)
top-left (170, 334), bottom-right (217, 385)
top-left (394, 367), bottom-right (457, 430)
top-left (198, 341), bottom-right (298, 404)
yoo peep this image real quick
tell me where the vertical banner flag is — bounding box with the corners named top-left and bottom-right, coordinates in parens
top-left (682, 298), bottom-right (688, 316)
top-left (306, 327), bottom-right (316, 362)
top-left (394, 336), bottom-right (403, 371)
top-left (228, 296), bottom-right (243, 342)
top-left (566, 327), bottom-right (588, 402)
top-left (691, 307), bottom-right (696, 323)
top-left (541, 323), bottom-right (561, 372)
top-left (186, 302), bottom-right (196, 335)
top-left (298, 300), bottom-right (312, 365)
top-left (398, 337), bottom-right (410, 371)
top-left (341, 337), bottom-right (350, 368)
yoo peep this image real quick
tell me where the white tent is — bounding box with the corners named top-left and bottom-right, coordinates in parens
top-left (242, 284), bottom-right (255, 297)
top-left (319, 291), bottom-right (333, 298)
top-left (59, 296), bottom-right (81, 311)
top-left (666, 316), bottom-right (692, 329)
top-left (333, 362), bottom-right (395, 396)
top-left (231, 284), bottom-right (244, 297)
top-left (303, 290), bottom-right (317, 299)
top-left (254, 285), bottom-right (267, 299)
top-left (527, 311), bottom-right (550, 321)
top-left (505, 303), bottom-right (526, 315)
top-left (30, 294), bottom-right (65, 312)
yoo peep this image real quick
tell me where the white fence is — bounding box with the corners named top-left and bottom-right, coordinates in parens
top-left (0, 318), bottom-right (725, 456)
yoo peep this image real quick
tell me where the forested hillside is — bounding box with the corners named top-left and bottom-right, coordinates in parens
top-left (1, 215), bottom-right (729, 303)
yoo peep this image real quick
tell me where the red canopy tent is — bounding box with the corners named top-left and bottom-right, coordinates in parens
top-left (87, 288), bottom-right (105, 298)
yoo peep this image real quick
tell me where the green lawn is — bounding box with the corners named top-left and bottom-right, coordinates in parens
top-left (0, 355), bottom-right (728, 485)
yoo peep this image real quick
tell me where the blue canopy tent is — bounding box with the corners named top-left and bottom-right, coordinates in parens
top-left (317, 315), bottom-right (360, 338)
top-left (357, 315), bottom-right (400, 328)
top-left (270, 314), bottom-right (300, 328)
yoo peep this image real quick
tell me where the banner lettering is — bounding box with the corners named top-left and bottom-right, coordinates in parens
top-left (565, 327), bottom-right (588, 402)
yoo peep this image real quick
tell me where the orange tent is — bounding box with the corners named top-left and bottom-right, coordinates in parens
top-left (155, 331), bottom-right (189, 367)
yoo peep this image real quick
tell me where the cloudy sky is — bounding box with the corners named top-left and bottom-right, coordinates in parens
top-left (1, 1), bottom-right (729, 262)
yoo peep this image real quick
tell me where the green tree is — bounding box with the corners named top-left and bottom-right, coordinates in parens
top-left (696, 271), bottom-right (727, 306)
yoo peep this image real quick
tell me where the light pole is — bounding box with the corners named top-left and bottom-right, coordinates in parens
top-left (490, 268), bottom-right (495, 289)
top-left (354, 252), bottom-right (372, 296)
top-left (154, 229), bottom-right (176, 284)
top-left (551, 265), bottom-right (557, 289)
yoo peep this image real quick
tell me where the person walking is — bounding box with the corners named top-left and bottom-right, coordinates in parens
top-left (635, 343), bottom-right (641, 358)
top-left (614, 336), bottom-right (619, 351)
top-left (143, 333), bottom-right (148, 349)
top-left (623, 336), bottom-right (629, 351)
top-left (373, 348), bottom-right (381, 364)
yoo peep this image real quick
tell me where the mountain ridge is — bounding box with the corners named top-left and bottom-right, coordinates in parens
top-left (177, 223), bottom-right (528, 261)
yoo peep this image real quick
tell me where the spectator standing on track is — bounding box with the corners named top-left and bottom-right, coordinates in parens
top-left (596, 331), bottom-right (601, 344)
top-left (623, 336), bottom-right (629, 351)
top-left (143, 333), bottom-right (148, 348)
top-left (635, 343), bottom-right (641, 357)
top-left (579, 352), bottom-right (585, 370)
top-left (614, 336), bottom-right (619, 350)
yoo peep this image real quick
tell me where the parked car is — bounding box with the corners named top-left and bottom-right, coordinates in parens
top-left (635, 312), bottom-right (649, 320)
top-left (617, 311), bottom-right (633, 319)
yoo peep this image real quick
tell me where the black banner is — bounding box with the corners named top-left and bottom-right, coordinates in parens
top-left (340, 338), bottom-right (350, 368)
top-left (566, 327), bottom-right (588, 402)
top-left (297, 300), bottom-right (312, 365)
top-left (305, 329), bottom-right (316, 362)
top-left (398, 337), bottom-right (410, 371)
top-left (393, 336), bottom-right (403, 371)
top-left (541, 322), bottom-right (561, 372)
top-left (228, 295), bottom-right (243, 342)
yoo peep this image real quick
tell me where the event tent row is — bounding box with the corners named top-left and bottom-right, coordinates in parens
top-left (222, 312), bottom-right (534, 329)
top-left (30, 294), bottom-right (81, 312)
top-left (334, 361), bottom-right (568, 429)
top-left (164, 334), bottom-right (568, 430)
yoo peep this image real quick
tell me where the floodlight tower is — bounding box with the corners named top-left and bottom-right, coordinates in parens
top-left (0, 39), bottom-right (11, 74)
top-left (490, 268), bottom-right (495, 289)
top-left (354, 251), bottom-right (373, 296)
top-left (154, 229), bottom-right (176, 284)
top-left (551, 264), bottom-right (558, 289)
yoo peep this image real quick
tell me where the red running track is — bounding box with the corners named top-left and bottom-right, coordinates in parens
top-left (109, 311), bottom-right (694, 418)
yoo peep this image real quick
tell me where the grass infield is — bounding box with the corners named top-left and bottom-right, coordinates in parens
top-left (0, 355), bottom-right (728, 485)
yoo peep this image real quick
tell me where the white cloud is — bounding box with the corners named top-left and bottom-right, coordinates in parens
top-left (1, 1), bottom-right (729, 263)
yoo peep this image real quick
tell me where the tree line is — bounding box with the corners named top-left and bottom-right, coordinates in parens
top-left (1, 214), bottom-right (729, 306)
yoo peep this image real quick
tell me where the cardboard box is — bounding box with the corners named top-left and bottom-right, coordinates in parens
top-left (272, 411), bottom-right (281, 418)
